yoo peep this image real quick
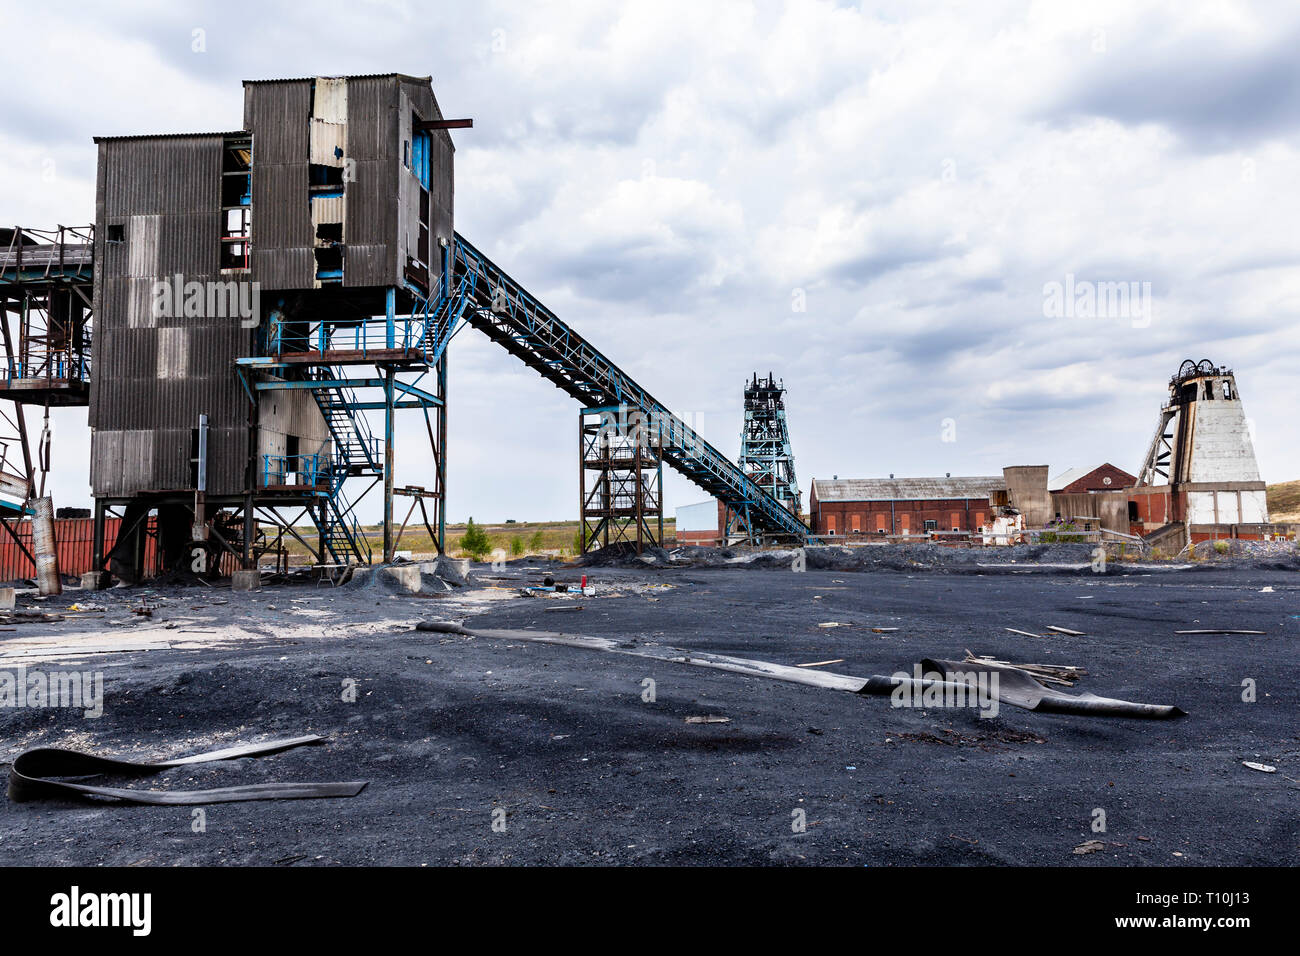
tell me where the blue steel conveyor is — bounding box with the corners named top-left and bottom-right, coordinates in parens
top-left (435, 234), bottom-right (809, 542)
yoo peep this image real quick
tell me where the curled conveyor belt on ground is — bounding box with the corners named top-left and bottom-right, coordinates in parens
top-left (420, 622), bottom-right (1185, 720)
top-left (8, 734), bottom-right (368, 805)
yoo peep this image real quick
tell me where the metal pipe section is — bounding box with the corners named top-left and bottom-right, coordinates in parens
top-left (192, 413), bottom-right (209, 542)
top-left (31, 495), bottom-right (61, 595)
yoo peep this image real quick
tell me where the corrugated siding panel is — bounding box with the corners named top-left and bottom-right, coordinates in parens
top-left (0, 518), bottom-right (138, 582)
top-left (344, 246), bottom-right (388, 286)
top-left (243, 80), bottom-right (311, 165)
top-left (345, 76), bottom-right (398, 288)
top-left (255, 248), bottom-right (314, 287)
top-left (313, 77), bottom-right (348, 122)
top-left (250, 159), bottom-right (312, 290)
top-left (402, 77), bottom-right (454, 288)
top-left (309, 119), bottom-right (346, 166)
top-left (344, 160), bottom-right (396, 286)
top-left (92, 134), bottom-right (253, 498)
top-left (0, 517), bottom-right (243, 583)
top-left (245, 80), bottom-right (313, 290)
top-left (429, 126), bottom-right (455, 261)
top-left (344, 76), bottom-right (390, 162)
top-left (310, 195), bottom-right (345, 226)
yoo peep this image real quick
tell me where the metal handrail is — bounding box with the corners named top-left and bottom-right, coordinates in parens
top-left (261, 453), bottom-right (330, 488)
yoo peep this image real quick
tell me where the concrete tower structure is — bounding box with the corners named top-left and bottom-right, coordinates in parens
top-left (1131, 359), bottom-right (1270, 542)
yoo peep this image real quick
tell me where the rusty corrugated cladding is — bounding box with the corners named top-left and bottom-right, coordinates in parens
top-left (345, 76), bottom-right (399, 287)
top-left (91, 134), bottom-right (252, 498)
top-left (245, 80), bottom-right (313, 289)
top-left (401, 76), bottom-right (454, 288)
top-left (243, 79), bottom-right (310, 163)
top-left (407, 76), bottom-right (455, 278)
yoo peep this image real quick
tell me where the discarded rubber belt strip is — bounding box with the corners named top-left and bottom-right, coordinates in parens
top-left (426, 623), bottom-right (1185, 719)
top-left (919, 659), bottom-right (1185, 718)
top-left (8, 734), bottom-right (368, 805)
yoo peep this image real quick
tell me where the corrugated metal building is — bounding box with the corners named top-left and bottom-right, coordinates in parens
top-left (241, 74), bottom-right (454, 294)
top-left (91, 74), bottom-right (455, 502)
top-left (87, 74), bottom-right (457, 579)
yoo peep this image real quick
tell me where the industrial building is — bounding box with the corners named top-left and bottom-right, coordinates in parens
top-left (84, 74), bottom-right (457, 582)
top-left (1130, 360), bottom-right (1275, 547)
top-left (0, 77), bottom-right (1286, 583)
top-left (810, 475), bottom-right (1004, 537)
top-left (805, 466), bottom-right (1048, 540)
top-left (0, 73), bottom-right (809, 587)
top-left (1049, 463), bottom-right (1136, 494)
top-left (801, 361), bottom-right (1282, 549)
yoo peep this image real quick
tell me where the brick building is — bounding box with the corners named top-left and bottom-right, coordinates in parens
top-left (809, 475), bottom-right (1004, 536)
top-left (1049, 463), bottom-right (1136, 494)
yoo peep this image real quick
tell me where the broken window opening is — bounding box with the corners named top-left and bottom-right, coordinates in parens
top-left (309, 164), bottom-right (344, 193)
top-left (221, 135), bottom-right (252, 271)
top-left (315, 222), bottom-right (343, 243)
top-left (314, 246), bottom-right (343, 282)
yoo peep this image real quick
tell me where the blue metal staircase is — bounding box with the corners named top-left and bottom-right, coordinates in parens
top-left (246, 293), bottom-right (450, 566)
top-left (314, 480), bottom-right (371, 565)
top-left (312, 369), bottom-right (382, 477)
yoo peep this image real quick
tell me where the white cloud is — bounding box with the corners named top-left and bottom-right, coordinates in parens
top-left (3, 0), bottom-right (1298, 523)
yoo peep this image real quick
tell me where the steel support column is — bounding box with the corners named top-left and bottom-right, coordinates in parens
top-left (383, 367), bottom-right (395, 562)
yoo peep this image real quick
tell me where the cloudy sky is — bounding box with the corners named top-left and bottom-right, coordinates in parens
top-left (2, 0), bottom-right (1297, 522)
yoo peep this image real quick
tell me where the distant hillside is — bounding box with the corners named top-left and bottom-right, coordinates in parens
top-left (1267, 480), bottom-right (1300, 522)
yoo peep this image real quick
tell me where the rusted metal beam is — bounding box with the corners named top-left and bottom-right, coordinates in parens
top-left (416, 118), bottom-right (473, 131)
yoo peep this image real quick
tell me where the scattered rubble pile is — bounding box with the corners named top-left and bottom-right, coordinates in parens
top-left (339, 556), bottom-right (472, 595)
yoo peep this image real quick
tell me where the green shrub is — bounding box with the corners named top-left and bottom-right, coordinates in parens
top-left (1041, 521), bottom-right (1085, 544)
top-left (529, 530), bottom-right (545, 551)
top-left (509, 535), bottom-right (524, 556)
top-left (1213, 539), bottom-right (1230, 555)
top-left (459, 517), bottom-right (490, 561)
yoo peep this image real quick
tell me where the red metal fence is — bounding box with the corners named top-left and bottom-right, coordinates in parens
top-left (0, 517), bottom-right (159, 582)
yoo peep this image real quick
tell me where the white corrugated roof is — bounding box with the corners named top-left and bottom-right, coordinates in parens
top-left (1049, 466), bottom-right (1089, 491)
top-left (812, 476), bottom-right (1003, 502)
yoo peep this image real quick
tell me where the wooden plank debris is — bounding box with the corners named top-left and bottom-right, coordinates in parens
top-left (963, 650), bottom-right (1086, 686)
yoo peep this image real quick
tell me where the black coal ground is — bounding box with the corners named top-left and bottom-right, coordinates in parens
top-left (0, 559), bottom-right (1296, 866)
